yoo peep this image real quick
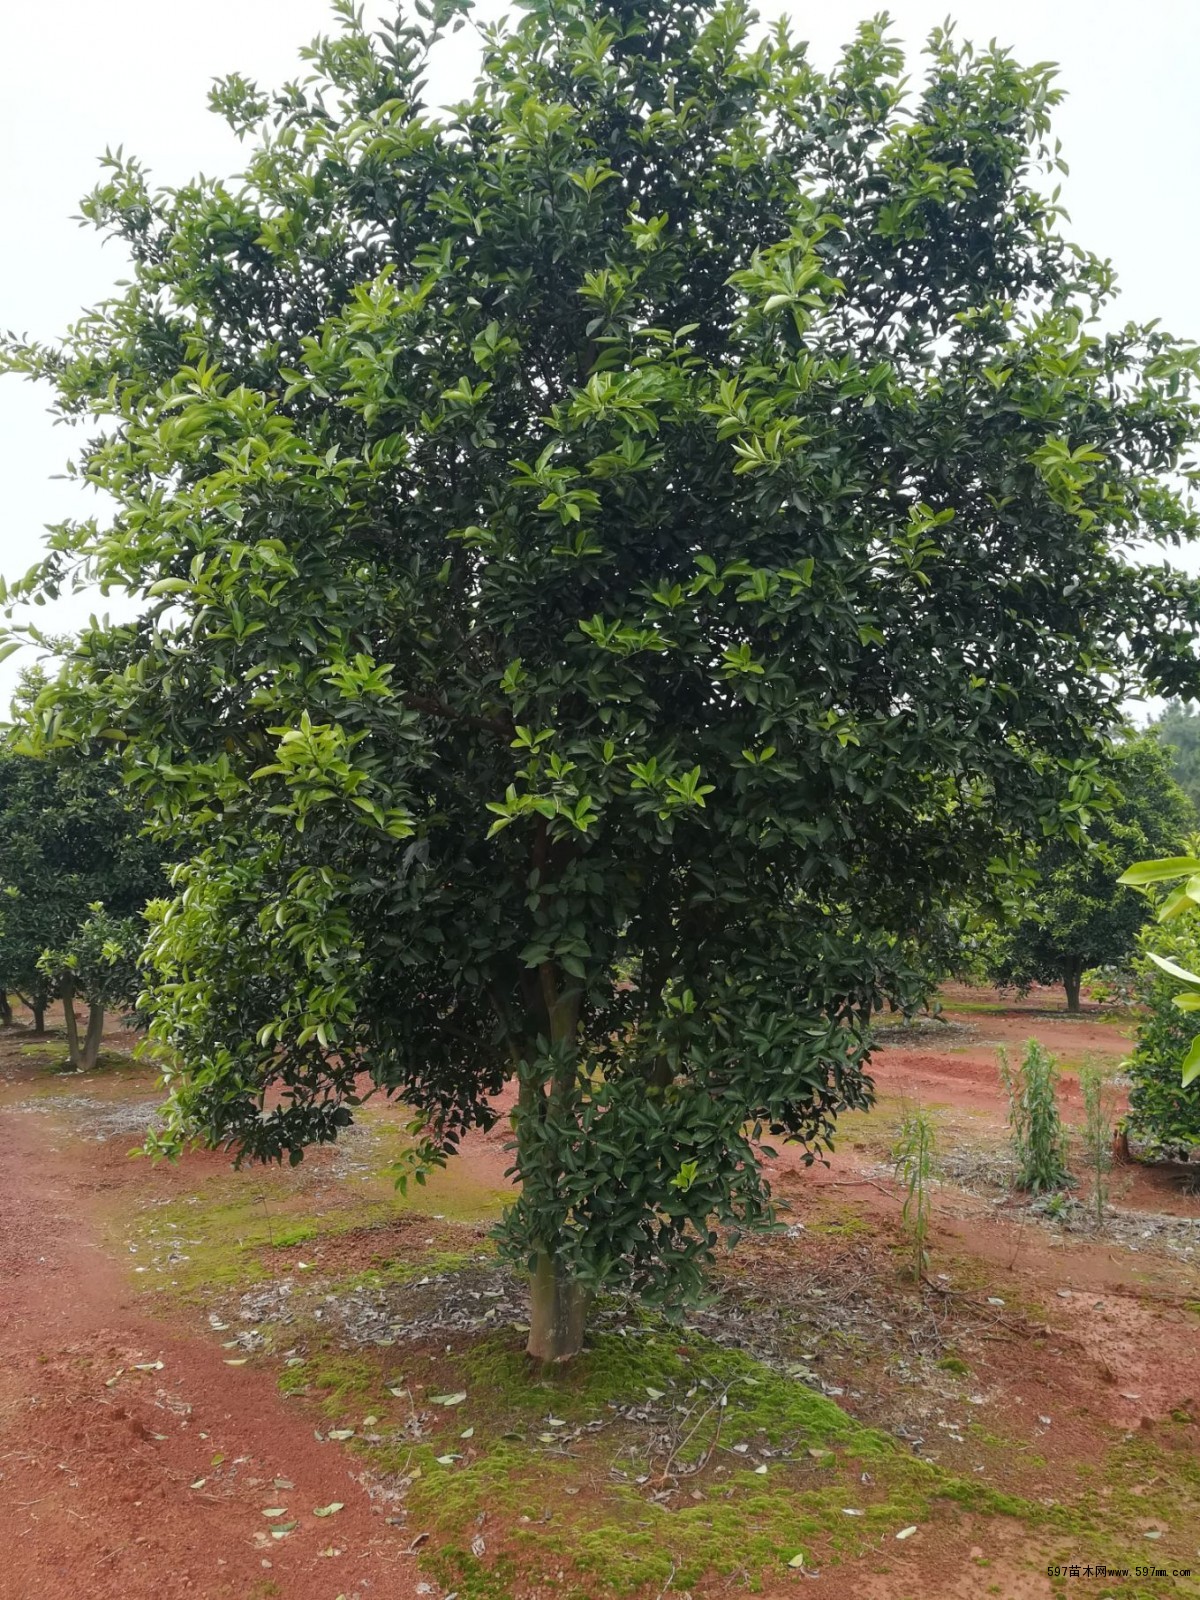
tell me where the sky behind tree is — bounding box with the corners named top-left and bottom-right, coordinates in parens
top-left (2, 0), bottom-right (1197, 707)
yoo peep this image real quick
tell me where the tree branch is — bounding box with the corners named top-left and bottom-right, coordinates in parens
top-left (402, 693), bottom-right (512, 738)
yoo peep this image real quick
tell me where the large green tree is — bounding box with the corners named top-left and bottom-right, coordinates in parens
top-left (986, 733), bottom-right (1195, 1011)
top-left (5, 1), bottom-right (1200, 1357)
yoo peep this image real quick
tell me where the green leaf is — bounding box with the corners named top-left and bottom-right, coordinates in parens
top-left (1119, 856), bottom-right (1200, 887)
top-left (1147, 951), bottom-right (1200, 987)
top-left (1158, 886), bottom-right (1193, 923)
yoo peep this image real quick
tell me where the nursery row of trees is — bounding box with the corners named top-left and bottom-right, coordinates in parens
top-left (5, 0), bottom-right (1200, 1357)
top-left (6, 715), bottom-right (1189, 1034)
top-left (0, 676), bottom-right (165, 1066)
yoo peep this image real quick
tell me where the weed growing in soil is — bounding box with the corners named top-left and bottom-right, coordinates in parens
top-left (999, 1041), bottom-right (1072, 1195)
top-left (892, 1107), bottom-right (937, 1281)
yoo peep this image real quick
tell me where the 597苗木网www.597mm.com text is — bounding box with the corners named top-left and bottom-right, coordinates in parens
top-left (1048, 1564), bottom-right (1192, 1581)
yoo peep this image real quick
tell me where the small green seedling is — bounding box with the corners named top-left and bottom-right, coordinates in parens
top-left (893, 1106), bottom-right (937, 1283)
top-left (1078, 1060), bottom-right (1117, 1229)
top-left (999, 1041), bottom-right (1072, 1195)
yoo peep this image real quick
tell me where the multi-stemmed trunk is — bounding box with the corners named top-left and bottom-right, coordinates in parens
top-left (61, 984), bottom-right (105, 1071)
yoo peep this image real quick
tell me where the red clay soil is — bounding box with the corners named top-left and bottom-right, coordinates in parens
top-left (0, 1084), bottom-right (413, 1600)
top-left (881, 1043), bottom-right (1091, 1112)
top-left (805, 995), bottom-right (1200, 1449)
top-left (772, 1158), bottom-right (1200, 1435)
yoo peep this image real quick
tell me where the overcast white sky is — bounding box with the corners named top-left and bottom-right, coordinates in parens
top-left (2, 0), bottom-right (1198, 709)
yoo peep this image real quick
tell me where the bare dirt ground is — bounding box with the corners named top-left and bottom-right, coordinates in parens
top-left (0, 1029), bottom-right (401, 1600)
top-left (1, 990), bottom-right (1199, 1600)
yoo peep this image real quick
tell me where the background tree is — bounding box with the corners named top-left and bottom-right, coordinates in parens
top-left (37, 905), bottom-right (148, 1070)
top-left (986, 734), bottom-right (1194, 1011)
top-left (5, 1), bottom-right (1200, 1359)
top-left (1146, 700), bottom-right (1200, 815)
top-left (0, 731), bottom-right (163, 1036)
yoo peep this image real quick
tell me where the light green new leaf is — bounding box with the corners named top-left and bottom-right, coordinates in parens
top-left (1147, 951), bottom-right (1200, 987)
top-left (1118, 856), bottom-right (1200, 887)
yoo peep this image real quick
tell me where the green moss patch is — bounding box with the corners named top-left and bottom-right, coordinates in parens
top-left (802, 1203), bottom-right (873, 1240)
top-left (271, 1314), bottom-right (1052, 1595)
top-left (122, 1107), bottom-right (510, 1303)
top-left (265, 1298), bottom-right (1200, 1598)
top-left (936, 1354), bottom-right (970, 1376)
top-left (127, 1188), bottom-right (367, 1296)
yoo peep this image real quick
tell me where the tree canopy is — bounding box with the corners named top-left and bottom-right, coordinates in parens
top-left (0, 724), bottom-right (163, 1035)
top-left (986, 732), bottom-right (1195, 1011)
top-left (5, 0), bottom-right (1200, 1356)
top-left (1146, 700), bottom-right (1200, 816)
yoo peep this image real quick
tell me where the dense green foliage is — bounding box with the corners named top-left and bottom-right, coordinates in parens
top-left (986, 734), bottom-right (1194, 1010)
top-left (0, 732), bottom-right (162, 1033)
top-left (1124, 912), bottom-right (1200, 1153)
top-left (1146, 700), bottom-right (1200, 816)
top-left (5, 0), bottom-right (1200, 1348)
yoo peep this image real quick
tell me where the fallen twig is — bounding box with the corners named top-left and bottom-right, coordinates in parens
top-left (657, 1381), bottom-right (732, 1483)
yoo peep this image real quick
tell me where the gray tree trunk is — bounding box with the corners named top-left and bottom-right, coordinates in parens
top-left (1063, 962), bottom-right (1083, 1014)
top-left (527, 1250), bottom-right (590, 1363)
top-left (81, 1003), bottom-right (105, 1071)
top-left (61, 984), bottom-right (82, 1067)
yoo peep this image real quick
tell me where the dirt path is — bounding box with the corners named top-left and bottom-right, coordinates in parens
top-left (0, 1087), bottom-right (406, 1600)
